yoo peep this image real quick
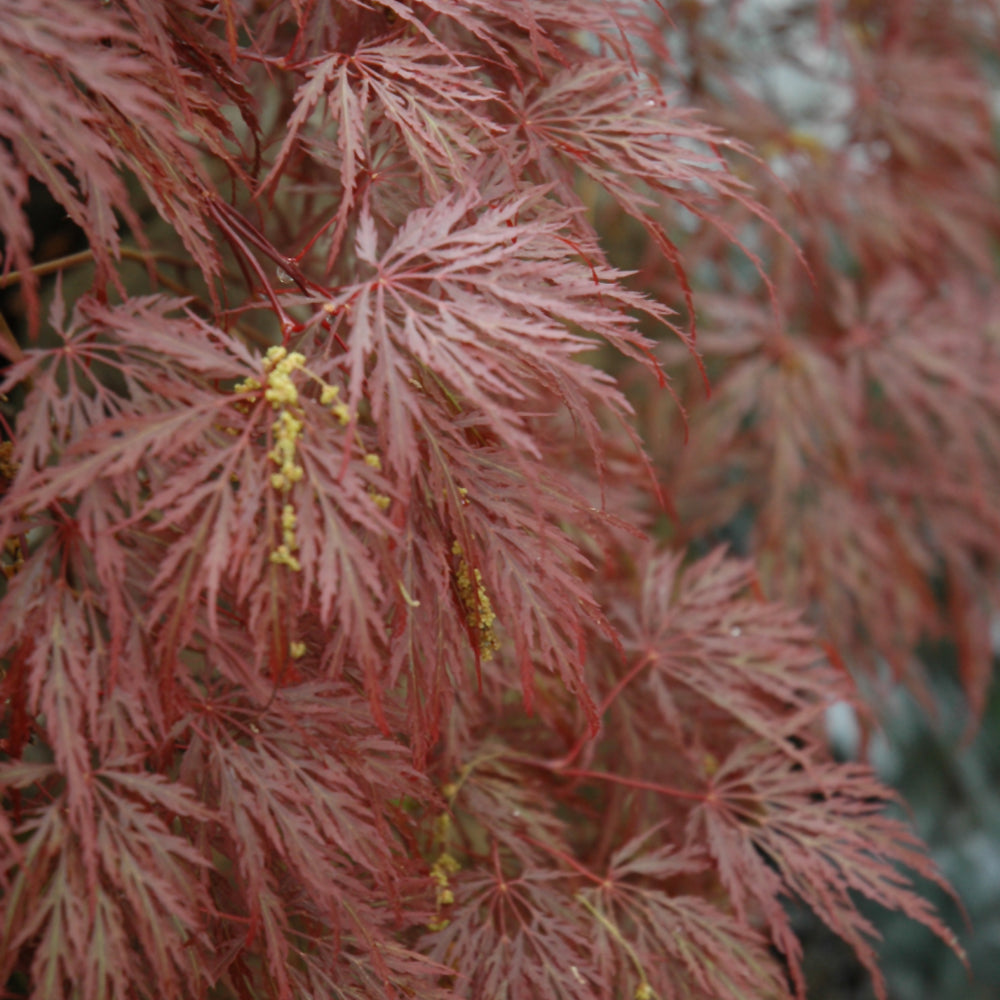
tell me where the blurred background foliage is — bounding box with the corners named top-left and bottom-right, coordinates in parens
top-left (621, 2), bottom-right (1000, 997)
top-left (864, 675), bottom-right (1000, 1000)
top-left (795, 672), bottom-right (1000, 999)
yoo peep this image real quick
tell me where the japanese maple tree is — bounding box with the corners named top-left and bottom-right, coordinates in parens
top-left (0, 2), bottom-right (978, 1000)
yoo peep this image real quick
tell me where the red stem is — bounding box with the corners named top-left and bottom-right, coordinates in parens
top-left (517, 833), bottom-right (605, 885)
top-left (555, 651), bottom-right (657, 769)
top-left (557, 767), bottom-right (707, 803)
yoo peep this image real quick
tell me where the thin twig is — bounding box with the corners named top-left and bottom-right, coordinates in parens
top-left (0, 246), bottom-right (190, 289)
top-left (0, 245), bottom-right (273, 350)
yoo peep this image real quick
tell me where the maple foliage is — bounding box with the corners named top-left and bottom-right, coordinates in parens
top-left (0, 2), bottom-right (983, 999)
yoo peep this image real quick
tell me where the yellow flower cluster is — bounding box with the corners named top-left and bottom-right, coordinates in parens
top-left (270, 409), bottom-right (305, 494)
top-left (361, 450), bottom-right (392, 510)
top-left (452, 541), bottom-right (500, 660)
top-left (234, 346), bottom-right (386, 568)
top-left (427, 846), bottom-right (460, 932)
top-left (260, 347), bottom-right (307, 572)
top-left (320, 382), bottom-right (351, 425)
top-left (235, 346), bottom-right (356, 573)
top-left (262, 347), bottom-right (306, 496)
top-left (270, 501), bottom-right (300, 572)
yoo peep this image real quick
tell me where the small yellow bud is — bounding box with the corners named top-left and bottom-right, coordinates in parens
top-left (435, 852), bottom-right (460, 875)
top-left (265, 373), bottom-right (298, 408)
top-left (289, 641), bottom-right (306, 659)
top-left (364, 453), bottom-right (382, 470)
top-left (283, 351), bottom-right (306, 372)
top-left (278, 410), bottom-right (302, 433)
top-left (264, 345), bottom-right (287, 368)
top-left (320, 384), bottom-right (340, 405)
top-left (451, 544), bottom-right (500, 659)
top-left (269, 545), bottom-right (301, 572)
